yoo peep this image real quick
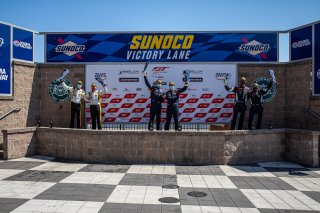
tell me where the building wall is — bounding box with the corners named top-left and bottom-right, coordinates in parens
top-left (37, 64), bottom-right (85, 128)
top-left (0, 61), bottom-right (40, 145)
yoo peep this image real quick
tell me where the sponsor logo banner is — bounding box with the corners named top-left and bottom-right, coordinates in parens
top-left (290, 25), bottom-right (312, 61)
top-left (47, 33), bottom-right (278, 62)
top-left (314, 24), bottom-right (320, 95)
top-left (85, 64), bottom-right (236, 123)
top-left (13, 27), bottom-right (33, 61)
top-left (0, 23), bottom-right (11, 96)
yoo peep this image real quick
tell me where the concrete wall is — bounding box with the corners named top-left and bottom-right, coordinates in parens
top-left (36, 128), bottom-right (286, 165)
top-left (285, 129), bottom-right (319, 167)
top-left (0, 61), bottom-right (40, 146)
top-left (37, 64), bottom-right (85, 128)
top-left (2, 127), bottom-right (37, 159)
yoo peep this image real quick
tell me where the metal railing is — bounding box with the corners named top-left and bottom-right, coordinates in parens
top-left (0, 108), bottom-right (21, 121)
top-left (306, 108), bottom-right (320, 120)
top-left (86, 123), bottom-right (212, 131)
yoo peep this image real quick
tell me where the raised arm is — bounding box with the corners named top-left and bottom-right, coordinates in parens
top-left (143, 75), bottom-right (152, 90)
top-left (178, 82), bottom-right (189, 93)
top-left (61, 81), bottom-right (73, 92)
top-left (224, 80), bottom-right (235, 92)
top-left (260, 80), bottom-right (273, 95)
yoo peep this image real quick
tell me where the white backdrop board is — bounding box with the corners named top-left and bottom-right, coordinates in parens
top-left (85, 63), bottom-right (237, 124)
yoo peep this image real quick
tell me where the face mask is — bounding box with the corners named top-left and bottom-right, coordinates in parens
top-left (169, 86), bottom-right (174, 90)
top-left (92, 87), bottom-right (96, 92)
top-left (77, 84), bottom-right (82, 89)
top-left (240, 82), bottom-right (245, 87)
top-left (157, 84), bottom-right (161, 88)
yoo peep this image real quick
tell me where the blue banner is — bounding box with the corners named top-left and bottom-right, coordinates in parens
top-left (291, 26), bottom-right (312, 61)
top-left (46, 32), bottom-right (278, 62)
top-left (314, 24), bottom-right (320, 95)
top-left (13, 27), bottom-right (33, 61)
top-left (0, 23), bottom-right (12, 96)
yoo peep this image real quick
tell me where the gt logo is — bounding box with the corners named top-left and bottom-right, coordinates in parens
top-left (152, 67), bottom-right (169, 72)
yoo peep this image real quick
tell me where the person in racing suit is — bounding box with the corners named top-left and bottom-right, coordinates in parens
top-left (225, 77), bottom-right (250, 130)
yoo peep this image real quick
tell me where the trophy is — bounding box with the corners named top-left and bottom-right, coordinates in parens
top-left (57, 68), bottom-right (70, 81)
top-left (268, 69), bottom-right (276, 83)
top-left (142, 62), bottom-right (149, 75)
top-left (183, 70), bottom-right (191, 83)
top-left (95, 75), bottom-right (107, 87)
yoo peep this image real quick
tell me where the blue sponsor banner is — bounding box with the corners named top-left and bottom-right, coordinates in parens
top-left (0, 23), bottom-right (12, 96)
top-left (314, 24), bottom-right (320, 95)
top-left (46, 33), bottom-right (278, 62)
top-left (291, 26), bottom-right (312, 61)
top-left (13, 27), bottom-right (33, 61)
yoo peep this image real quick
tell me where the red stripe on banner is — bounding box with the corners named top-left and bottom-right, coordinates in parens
top-left (101, 103), bottom-right (108, 108)
top-left (86, 108), bottom-right (90, 113)
top-left (107, 108), bottom-right (120, 113)
top-left (241, 37), bottom-right (248, 43)
top-left (212, 98), bottom-right (224, 103)
top-left (223, 103), bottom-right (234, 108)
top-left (195, 113), bottom-right (207, 118)
top-left (102, 94), bottom-right (112, 99)
top-left (200, 93), bottom-right (214, 99)
top-left (146, 103), bottom-right (151, 108)
top-left (135, 98), bottom-right (148, 103)
top-left (179, 94), bottom-right (188, 98)
top-left (220, 113), bottom-right (232, 118)
top-left (183, 108), bottom-right (196, 113)
top-left (206, 117), bottom-right (218, 122)
top-left (119, 113), bottom-right (130, 117)
top-left (110, 98), bottom-right (123, 103)
top-left (161, 108), bottom-right (167, 113)
top-left (121, 103), bottom-right (134, 108)
top-left (209, 108), bottom-right (221, 113)
top-left (226, 94), bottom-right (235, 99)
top-left (104, 117), bottom-right (116, 122)
top-left (178, 103), bottom-right (185, 108)
top-left (124, 93), bottom-right (137, 99)
top-left (132, 108), bottom-right (145, 113)
top-left (129, 117), bottom-right (142, 122)
top-left (197, 103), bottom-right (210, 108)
top-left (144, 113), bottom-right (150, 118)
top-left (180, 118), bottom-right (192, 122)
top-left (57, 37), bottom-right (65, 44)
top-left (186, 98), bottom-right (199, 103)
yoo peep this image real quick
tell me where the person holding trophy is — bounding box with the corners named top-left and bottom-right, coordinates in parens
top-left (163, 70), bottom-right (190, 131)
top-left (85, 76), bottom-right (108, 130)
top-left (58, 69), bottom-right (85, 129)
top-left (142, 63), bottom-right (165, 131)
top-left (224, 76), bottom-right (250, 130)
top-left (248, 69), bottom-right (276, 130)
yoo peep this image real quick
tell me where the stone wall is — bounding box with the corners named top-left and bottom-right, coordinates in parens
top-left (0, 61), bottom-right (40, 146)
top-left (2, 127), bottom-right (37, 159)
top-left (285, 129), bottom-right (319, 167)
top-left (36, 127), bottom-right (286, 165)
top-left (37, 64), bottom-right (85, 128)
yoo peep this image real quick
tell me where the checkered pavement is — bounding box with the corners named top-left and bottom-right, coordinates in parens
top-left (0, 156), bottom-right (320, 213)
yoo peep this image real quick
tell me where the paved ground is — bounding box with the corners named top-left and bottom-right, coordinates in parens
top-left (0, 156), bottom-right (320, 213)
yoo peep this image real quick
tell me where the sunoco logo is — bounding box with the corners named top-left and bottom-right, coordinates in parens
top-left (55, 41), bottom-right (85, 57)
top-left (239, 38), bottom-right (270, 57)
top-left (252, 77), bottom-right (276, 103)
top-left (48, 79), bottom-right (72, 103)
top-left (292, 39), bottom-right (311, 48)
top-left (0, 38), bottom-right (4, 47)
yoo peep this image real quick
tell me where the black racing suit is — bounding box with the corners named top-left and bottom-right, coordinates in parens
top-left (164, 84), bottom-right (189, 130)
top-left (225, 84), bottom-right (250, 130)
top-left (248, 81), bottom-right (273, 130)
top-left (144, 76), bottom-right (164, 130)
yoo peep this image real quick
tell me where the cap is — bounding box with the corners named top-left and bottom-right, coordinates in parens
top-left (169, 82), bottom-right (175, 86)
top-left (77, 80), bottom-right (83, 85)
top-left (156, 79), bottom-right (162, 84)
top-left (253, 83), bottom-right (259, 88)
top-left (240, 77), bottom-right (246, 81)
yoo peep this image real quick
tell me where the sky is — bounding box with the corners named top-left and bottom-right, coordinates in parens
top-left (1, 0), bottom-right (320, 62)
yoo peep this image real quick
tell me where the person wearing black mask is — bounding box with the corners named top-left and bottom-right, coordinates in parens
top-left (143, 71), bottom-right (165, 131)
top-left (163, 81), bottom-right (189, 131)
top-left (224, 77), bottom-right (250, 130)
